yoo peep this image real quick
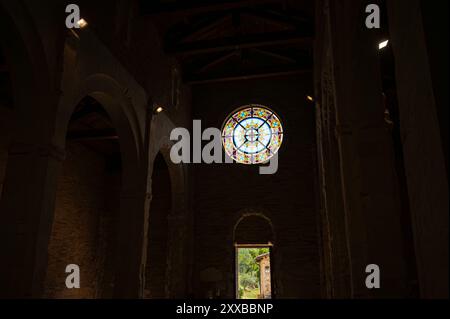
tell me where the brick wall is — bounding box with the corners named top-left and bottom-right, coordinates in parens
top-left (44, 141), bottom-right (120, 298)
top-left (191, 75), bottom-right (321, 298)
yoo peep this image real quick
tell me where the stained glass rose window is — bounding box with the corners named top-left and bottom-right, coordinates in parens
top-left (221, 105), bottom-right (283, 165)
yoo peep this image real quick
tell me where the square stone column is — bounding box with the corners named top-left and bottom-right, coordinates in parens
top-left (326, 0), bottom-right (409, 297)
top-left (0, 142), bottom-right (64, 298)
top-left (113, 189), bottom-right (151, 298)
top-left (387, 0), bottom-right (449, 298)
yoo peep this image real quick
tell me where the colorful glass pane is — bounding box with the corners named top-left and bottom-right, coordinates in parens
top-left (221, 105), bottom-right (283, 165)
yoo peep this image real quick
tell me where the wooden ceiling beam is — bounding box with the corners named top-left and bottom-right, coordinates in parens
top-left (186, 66), bottom-right (312, 85)
top-left (240, 7), bottom-right (311, 27)
top-left (184, 15), bottom-right (231, 43)
top-left (196, 51), bottom-right (239, 73)
top-left (167, 31), bottom-right (313, 55)
top-left (141, 0), bottom-right (283, 16)
top-left (250, 48), bottom-right (299, 63)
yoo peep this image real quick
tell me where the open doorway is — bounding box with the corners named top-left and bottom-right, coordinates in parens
top-left (235, 245), bottom-right (272, 299)
top-left (233, 213), bottom-right (275, 299)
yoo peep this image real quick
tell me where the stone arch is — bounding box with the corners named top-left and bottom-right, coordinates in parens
top-left (146, 112), bottom-right (189, 297)
top-left (229, 208), bottom-right (279, 298)
top-left (54, 73), bottom-right (143, 192)
top-left (0, 1), bottom-right (53, 197)
top-left (0, 1), bottom-right (55, 139)
top-left (232, 209), bottom-right (276, 245)
top-left (48, 33), bottom-right (149, 298)
top-left (0, 1), bottom-right (59, 297)
top-left (44, 96), bottom-right (121, 298)
top-left (148, 112), bottom-right (187, 222)
top-left (51, 75), bottom-right (144, 297)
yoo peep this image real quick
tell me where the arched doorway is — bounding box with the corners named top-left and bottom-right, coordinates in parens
top-left (144, 152), bottom-right (172, 298)
top-left (234, 214), bottom-right (275, 299)
top-left (44, 96), bottom-right (121, 298)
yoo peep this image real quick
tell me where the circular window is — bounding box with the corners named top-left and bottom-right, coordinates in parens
top-left (221, 105), bottom-right (283, 165)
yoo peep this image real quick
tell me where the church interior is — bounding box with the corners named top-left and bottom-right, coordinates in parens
top-left (0, 0), bottom-right (448, 299)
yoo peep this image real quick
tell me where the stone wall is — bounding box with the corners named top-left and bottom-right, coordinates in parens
top-left (191, 75), bottom-right (321, 298)
top-left (44, 141), bottom-right (120, 298)
top-left (0, 0), bottom-right (193, 297)
top-left (144, 154), bottom-right (172, 298)
top-left (0, 108), bottom-right (13, 199)
top-left (388, 0), bottom-right (449, 298)
top-left (257, 254), bottom-right (271, 299)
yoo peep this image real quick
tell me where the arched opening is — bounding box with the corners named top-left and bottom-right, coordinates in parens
top-left (44, 96), bottom-right (122, 298)
top-left (144, 152), bottom-right (172, 298)
top-left (234, 214), bottom-right (275, 299)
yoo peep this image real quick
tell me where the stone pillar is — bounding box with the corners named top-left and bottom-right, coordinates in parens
top-left (0, 142), bottom-right (64, 298)
top-left (166, 193), bottom-right (189, 298)
top-left (387, 0), bottom-right (449, 298)
top-left (314, 0), bottom-right (352, 298)
top-left (114, 100), bottom-right (152, 299)
top-left (113, 189), bottom-right (151, 298)
top-left (326, 0), bottom-right (409, 297)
